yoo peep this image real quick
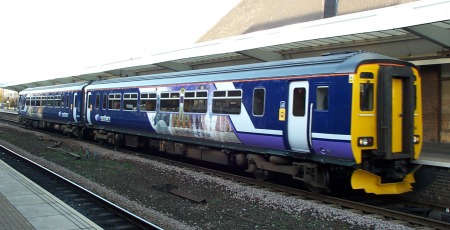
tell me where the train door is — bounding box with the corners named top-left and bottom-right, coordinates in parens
top-left (377, 66), bottom-right (415, 158)
top-left (73, 93), bottom-right (78, 122)
top-left (86, 92), bottom-right (92, 125)
top-left (287, 81), bottom-right (310, 152)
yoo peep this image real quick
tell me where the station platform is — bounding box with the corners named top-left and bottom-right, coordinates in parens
top-left (415, 142), bottom-right (450, 168)
top-left (0, 159), bottom-right (102, 230)
top-left (0, 108), bottom-right (18, 114)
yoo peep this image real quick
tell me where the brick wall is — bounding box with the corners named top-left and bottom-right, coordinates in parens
top-left (402, 165), bottom-right (450, 207)
top-left (441, 64), bottom-right (450, 143)
top-left (338, 0), bottom-right (418, 15)
top-left (420, 65), bottom-right (440, 142)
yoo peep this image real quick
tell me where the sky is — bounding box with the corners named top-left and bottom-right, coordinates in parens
top-left (0, 0), bottom-right (240, 86)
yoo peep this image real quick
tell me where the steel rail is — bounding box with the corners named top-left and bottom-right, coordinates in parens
top-left (0, 144), bottom-right (162, 230)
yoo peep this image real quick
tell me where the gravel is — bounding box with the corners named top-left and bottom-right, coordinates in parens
top-left (0, 123), bottom-right (414, 230)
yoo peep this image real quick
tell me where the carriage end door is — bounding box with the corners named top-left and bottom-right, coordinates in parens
top-left (288, 81), bottom-right (310, 152)
top-left (86, 92), bottom-right (92, 125)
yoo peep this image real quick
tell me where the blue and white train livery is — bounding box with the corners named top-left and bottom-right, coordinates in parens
top-left (18, 51), bottom-right (423, 195)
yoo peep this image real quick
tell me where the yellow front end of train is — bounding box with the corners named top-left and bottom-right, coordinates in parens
top-left (350, 63), bottom-right (423, 195)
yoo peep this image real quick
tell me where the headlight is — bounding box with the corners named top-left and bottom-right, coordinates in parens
top-left (414, 135), bottom-right (420, 144)
top-left (358, 137), bottom-right (374, 147)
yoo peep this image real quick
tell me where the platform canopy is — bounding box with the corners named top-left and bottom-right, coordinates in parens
top-left (2, 0), bottom-right (450, 92)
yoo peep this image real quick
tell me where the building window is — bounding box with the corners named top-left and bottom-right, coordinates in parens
top-left (124, 93), bottom-right (138, 111)
top-left (212, 90), bottom-right (242, 114)
top-left (160, 92), bottom-right (179, 112)
top-left (184, 91), bottom-right (207, 113)
top-left (252, 88), bottom-right (265, 116)
top-left (108, 93), bottom-right (121, 110)
top-left (316, 86), bottom-right (329, 111)
top-left (324, 0), bottom-right (338, 18)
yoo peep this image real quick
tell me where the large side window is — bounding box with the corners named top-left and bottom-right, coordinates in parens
top-left (212, 90), bottom-right (242, 114)
top-left (316, 86), bottom-right (329, 111)
top-left (55, 95), bottom-right (61, 107)
top-left (37, 96), bottom-right (41, 107)
top-left (140, 93), bottom-right (157, 111)
top-left (47, 95), bottom-right (54, 107)
top-left (252, 88), bottom-right (265, 116)
top-left (184, 91), bottom-right (207, 113)
top-left (108, 93), bottom-right (122, 110)
top-left (31, 96), bottom-right (36, 107)
top-left (124, 93), bottom-right (138, 111)
top-left (160, 92), bottom-right (179, 112)
top-left (292, 88), bottom-right (306, 116)
top-left (26, 96), bottom-right (31, 106)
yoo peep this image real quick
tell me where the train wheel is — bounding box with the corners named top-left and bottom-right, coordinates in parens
top-left (253, 167), bottom-right (271, 181)
top-left (75, 128), bottom-right (84, 140)
top-left (98, 138), bottom-right (104, 146)
top-left (306, 165), bottom-right (330, 193)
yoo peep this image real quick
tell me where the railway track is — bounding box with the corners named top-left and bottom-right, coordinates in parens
top-left (1, 113), bottom-right (450, 229)
top-left (130, 150), bottom-right (450, 230)
top-left (0, 144), bottom-right (161, 230)
top-left (0, 114), bottom-right (19, 126)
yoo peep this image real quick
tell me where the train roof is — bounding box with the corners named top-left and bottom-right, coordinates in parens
top-left (19, 51), bottom-right (415, 93)
top-left (19, 81), bottom-right (90, 94)
top-left (85, 51), bottom-right (413, 90)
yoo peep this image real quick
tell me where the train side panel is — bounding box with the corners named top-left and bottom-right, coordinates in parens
top-left (307, 75), bottom-right (354, 161)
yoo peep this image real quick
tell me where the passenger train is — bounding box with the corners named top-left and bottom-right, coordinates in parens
top-left (17, 51), bottom-right (423, 195)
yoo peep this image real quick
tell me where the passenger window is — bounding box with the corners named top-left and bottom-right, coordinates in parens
top-left (108, 93), bottom-right (121, 110)
top-left (212, 90), bottom-right (242, 114)
top-left (26, 96), bottom-right (30, 106)
top-left (36, 96), bottom-right (41, 107)
top-left (31, 96), bottom-right (36, 107)
top-left (61, 95), bottom-right (65, 108)
top-left (292, 88), bottom-right (306, 116)
top-left (54, 95), bottom-right (61, 107)
top-left (160, 92), bottom-right (179, 112)
top-left (48, 95), bottom-right (54, 107)
top-left (140, 93), bottom-right (156, 111)
top-left (124, 93), bottom-right (138, 111)
top-left (102, 93), bottom-right (107, 110)
top-left (316, 86), bottom-right (329, 111)
top-left (360, 83), bottom-right (374, 111)
top-left (95, 94), bottom-right (100, 109)
top-left (253, 88), bottom-right (265, 116)
top-left (184, 91), bottom-right (207, 113)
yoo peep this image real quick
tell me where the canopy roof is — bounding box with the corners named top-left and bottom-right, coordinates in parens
top-left (3, 0), bottom-right (450, 92)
